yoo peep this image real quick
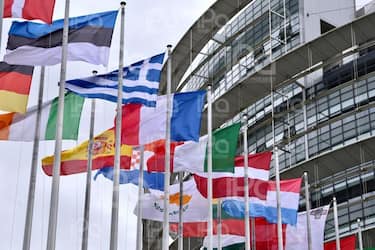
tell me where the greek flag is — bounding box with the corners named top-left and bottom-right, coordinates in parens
top-left (65, 53), bottom-right (165, 107)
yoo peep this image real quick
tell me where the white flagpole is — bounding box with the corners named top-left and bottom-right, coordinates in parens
top-left (110, 2), bottom-right (126, 250)
top-left (81, 70), bottom-right (97, 250)
top-left (0, 0), bottom-right (4, 48)
top-left (274, 146), bottom-right (283, 250)
top-left (242, 115), bottom-right (250, 250)
top-left (136, 145), bottom-right (145, 250)
top-left (217, 199), bottom-right (222, 250)
top-left (46, 0), bottom-right (70, 248)
top-left (178, 172), bottom-right (184, 250)
top-left (303, 172), bottom-right (312, 250)
top-left (357, 218), bottom-right (364, 250)
top-left (207, 84), bottom-right (213, 250)
top-left (22, 66), bottom-right (45, 250)
top-left (332, 197), bottom-right (340, 250)
top-left (162, 44), bottom-right (173, 250)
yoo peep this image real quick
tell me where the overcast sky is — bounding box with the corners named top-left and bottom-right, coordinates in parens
top-left (0, 0), bottom-right (372, 250)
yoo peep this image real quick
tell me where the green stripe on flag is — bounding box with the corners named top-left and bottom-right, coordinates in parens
top-left (212, 203), bottom-right (239, 220)
top-left (204, 122), bottom-right (241, 172)
top-left (45, 92), bottom-right (84, 140)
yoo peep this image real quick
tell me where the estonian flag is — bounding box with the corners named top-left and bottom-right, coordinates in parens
top-left (4, 10), bottom-right (118, 66)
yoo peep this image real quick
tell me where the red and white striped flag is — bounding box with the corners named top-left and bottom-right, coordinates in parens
top-left (4, 0), bottom-right (56, 23)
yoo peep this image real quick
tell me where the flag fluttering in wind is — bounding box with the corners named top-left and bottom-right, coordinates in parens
top-left (135, 123), bottom-right (241, 173)
top-left (193, 152), bottom-right (272, 198)
top-left (137, 179), bottom-right (208, 222)
top-left (4, 0), bottom-right (56, 23)
top-left (66, 53), bottom-right (165, 107)
top-left (94, 167), bottom-right (164, 191)
top-left (0, 62), bottom-right (34, 113)
top-left (4, 10), bottom-right (118, 66)
top-left (172, 205), bottom-right (331, 250)
top-left (41, 128), bottom-right (132, 176)
top-left (221, 178), bottom-right (302, 225)
top-left (120, 90), bottom-right (206, 146)
top-left (0, 92), bottom-right (84, 141)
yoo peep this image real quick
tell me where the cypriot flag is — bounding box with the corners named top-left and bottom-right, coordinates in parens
top-left (137, 179), bottom-right (208, 222)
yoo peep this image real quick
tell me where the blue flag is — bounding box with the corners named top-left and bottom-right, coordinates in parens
top-left (94, 166), bottom-right (164, 191)
top-left (66, 53), bottom-right (165, 107)
top-left (4, 11), bottom-right (118, 66)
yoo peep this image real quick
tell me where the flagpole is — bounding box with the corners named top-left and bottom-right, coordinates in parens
top-left (303, 172), bottom-right (312, 250)
top-left (81, 70), bottom-right (97, 250)
top-left (136, 145), bottom-right (145, 250)
top-left (332, 197), bottom-right (340, 250)
top-left (217, 199), bottom-right (222, 250)
top-left (0, 0), bottom-right (4, 48)
top-left (274, 146), bottom-right (283, 250)
top-left (242, 115), bottom-right (250, 250)
top-left (162, 44), bottom-right (173, 250)
top-left (178, 172), bottom-right (184, 250)
top-left (110, 2), bottom-right (126, 250)
top-left (207, 84), bottom-right (213, 250)
top-left (46, 0), bottom-right (70, 248)
top-left (22, 66), bottom-right (45, 250)
top-left (357, 218), bottom-right (364, 250)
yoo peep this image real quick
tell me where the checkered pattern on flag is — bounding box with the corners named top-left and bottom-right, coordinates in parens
top-left (65, 53), bottom-right (165, 107)
top-left (130, 150), bottom-right (141, 169)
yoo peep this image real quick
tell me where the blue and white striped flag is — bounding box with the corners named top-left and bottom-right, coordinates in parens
top-left (65, 53), bottom-right (165, 107)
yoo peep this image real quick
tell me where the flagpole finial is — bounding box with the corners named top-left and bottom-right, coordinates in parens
top-left (207, 84), bottom-right (212, 91)
top-left (242, 114), bottom-right (248, 122)
top-left (92, 70), bottom-right (98, 75)
top-left (167, 44), bottom-right (173, 49)
top-left (304, 171), bottom-right (308, 177)
top-left (120, 1), bottom-right (126, 7)
top-left (333, 196), bottom-right (336, 202)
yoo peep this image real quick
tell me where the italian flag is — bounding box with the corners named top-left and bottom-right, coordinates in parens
top-left (139, 122), bottom-right (241, 173)
top-left (0, 92), bottom-right (84, 141)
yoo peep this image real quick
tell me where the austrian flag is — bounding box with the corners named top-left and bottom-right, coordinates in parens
top-left (4, 0), bottom-right (56, 23)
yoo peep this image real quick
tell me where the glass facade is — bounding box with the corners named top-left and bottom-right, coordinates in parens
top-left (182, 0), bottom-right (300, 102)
top-left (177, 0), bottom-right (375, 245)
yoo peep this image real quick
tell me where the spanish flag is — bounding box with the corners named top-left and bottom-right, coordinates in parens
top-left (42, 128), bottom-right (132, 176)
top-left (0, 62), bottom-right (34, 113)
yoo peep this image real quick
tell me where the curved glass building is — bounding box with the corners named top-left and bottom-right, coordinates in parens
top-left (160, 0), bottom-right (375, 248)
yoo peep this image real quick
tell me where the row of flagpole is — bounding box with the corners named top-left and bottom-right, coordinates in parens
top-left (0, 0), bottom-right (365, 248)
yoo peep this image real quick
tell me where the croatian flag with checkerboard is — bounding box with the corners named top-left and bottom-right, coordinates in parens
top-left (65, 53), bottom-right (165, 107)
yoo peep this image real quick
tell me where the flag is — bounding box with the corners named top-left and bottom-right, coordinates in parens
top-left (121, 90), bottom-right (206, 146)
top-left (0, 62), bottom-right (34, 113)
top-left (285, 205), bottom-right (330, 249)
top-left (137, 123), bottom-right (241, 173)
top-left (94, 167), bottom-right (164, 191)
top-left (0, 92), bottom-right (84, 141)
top-left (66, 53), bottom-right (165, 107)
top-left (171, 217), bottom-right (285, 245)
top-left (41, 129), bottom-right (132, 176)
top-left (4, 11), bottom-right (118, 66)
top-left (324, 235), bottom-right (356, 250)
top-left (193, 152), bottom-right (273, 198)
top-left (220, 178), bottom-right (302, 225)
top-left (174, 123), bottom-right (241, 173)
top-left (138, 179), bottom-right (208, 222)
top-left (175, 205), bottom-right (330, 250)
top-left (4, 0), bottom-right (56, 23)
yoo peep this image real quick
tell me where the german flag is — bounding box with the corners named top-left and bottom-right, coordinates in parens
top-left (0, 62), bottom-right (34, 113)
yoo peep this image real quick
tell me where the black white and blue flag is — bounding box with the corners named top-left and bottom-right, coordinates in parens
top-left (65, 53), bottom-right (165, 107)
